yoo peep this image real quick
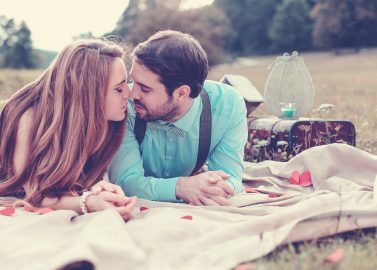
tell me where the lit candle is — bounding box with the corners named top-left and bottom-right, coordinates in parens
top-left (281, 103), bottom-right (297, 118)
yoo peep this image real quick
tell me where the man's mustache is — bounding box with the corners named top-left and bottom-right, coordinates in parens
top-left (134, 100), bottom-right (145, 107)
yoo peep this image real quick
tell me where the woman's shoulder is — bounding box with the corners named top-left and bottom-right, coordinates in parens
top-left (18, 107), bottom-right (35, 130)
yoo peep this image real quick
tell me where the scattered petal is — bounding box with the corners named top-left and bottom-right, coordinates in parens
top-left (268, 193), bottom-right (279, 198)
top-left (299, 171), bottom-right (312, 186)
top-left (181, 215), bottom-right (192, 220)
top-left (140, 206), bottom-right (149, 212)
top-left (289, 170), bottom-right (300, 185)
top-left (234, 263), bottom-right (256, 270)
top-left (324, 248), bottom-right (344, 263)
top-left (244, 187), bottom-right (260, 193)
top-left (34, 208), bottom-right (54, 214)
top-left (0, 207), bottom-right (15, 216)
top-left (24, 205), bottom-right (53, 214)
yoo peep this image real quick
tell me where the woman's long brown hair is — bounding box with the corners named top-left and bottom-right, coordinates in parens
top-left (0, 39), bottom-right (127, 206)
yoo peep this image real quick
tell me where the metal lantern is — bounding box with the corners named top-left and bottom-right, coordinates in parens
top-left (264, 51), bottom-right (315, 119)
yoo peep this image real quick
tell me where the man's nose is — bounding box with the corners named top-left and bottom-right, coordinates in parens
top-left (130, 85), bottom-right (140, 99)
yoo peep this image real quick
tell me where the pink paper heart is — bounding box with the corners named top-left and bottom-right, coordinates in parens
top-left (140, 206), bottom-right (149, 212)
top-left (181, 215), bottom-right (192, 220)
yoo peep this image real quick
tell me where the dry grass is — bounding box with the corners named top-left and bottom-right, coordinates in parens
top-left (0, 69), bottom-right (43, 100)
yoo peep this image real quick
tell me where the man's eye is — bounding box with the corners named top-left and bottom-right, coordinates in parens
top-left (140, 86), bottom-right (149, 93)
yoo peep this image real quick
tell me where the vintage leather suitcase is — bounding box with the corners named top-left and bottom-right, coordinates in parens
top-left (244, 117), bottom-right (356, 162)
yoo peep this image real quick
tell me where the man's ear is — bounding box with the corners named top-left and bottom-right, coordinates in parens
top-left (174, 85), bottom-right (191, 101)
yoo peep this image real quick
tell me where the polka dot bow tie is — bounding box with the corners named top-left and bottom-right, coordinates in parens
top-left (149, 121), bottom-right (185, 137)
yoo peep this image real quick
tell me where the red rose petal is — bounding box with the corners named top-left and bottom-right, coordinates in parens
top-left (0, 207), bottom-right (15, 216)
top-left (268, 193), bottom-right (279, 198)
top-left (34, 208), bottom-right (54, 214)
top-left (23, 205), bottom-right (34, 212)
top-left (244, 187), bottom-right (260, 193)
top-left (23, 205), bottom-right (53, 214)
top-left (181, 215), bottom-right (192, 220)
top-left (140, 206), bottom-right (149, 212)
top-left (289, 170), bottom-right (300, 185)
top-left (299, 171), bottom-right (312, 186)
top-left (324, 248), bottom-right (344, 263)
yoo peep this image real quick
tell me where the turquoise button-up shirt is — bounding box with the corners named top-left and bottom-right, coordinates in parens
top-left (109, 80), bottom-right (248, 202)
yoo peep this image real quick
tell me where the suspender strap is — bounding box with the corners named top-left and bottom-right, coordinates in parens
top-left (133, 89), bottom-right (212, 175)
top-left (190, 90), bottom-right (212, 175)
top-left (134, 115), bottom-right (147, 145)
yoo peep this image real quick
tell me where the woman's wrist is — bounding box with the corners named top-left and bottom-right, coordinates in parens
top-left (79, 186), bottom-right (102, 214)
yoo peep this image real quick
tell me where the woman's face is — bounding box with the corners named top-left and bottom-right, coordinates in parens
top-left (106, 57), bottom-right (130, 121)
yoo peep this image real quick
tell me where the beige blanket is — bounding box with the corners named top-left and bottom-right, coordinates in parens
top-left (1, 144), bottom-right (377, 270)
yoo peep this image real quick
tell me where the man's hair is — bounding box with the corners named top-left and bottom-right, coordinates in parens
top-left (0, 39), bottom-right (126, 206)
top-left (133, 30), bottom-right (208, 98)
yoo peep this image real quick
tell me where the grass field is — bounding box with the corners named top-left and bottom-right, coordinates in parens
top-left (1, 49), bottom-right (377, 269)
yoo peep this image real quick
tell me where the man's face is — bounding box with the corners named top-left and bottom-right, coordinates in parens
top-left (129, 59), bottom-right (180, 122)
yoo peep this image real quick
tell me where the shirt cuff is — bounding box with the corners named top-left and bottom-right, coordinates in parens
top-left (154, 177), bottom-right (181, 202)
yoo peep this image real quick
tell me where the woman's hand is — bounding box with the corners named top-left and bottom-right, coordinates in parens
top-left (86, 181), bottom-right (137, 221)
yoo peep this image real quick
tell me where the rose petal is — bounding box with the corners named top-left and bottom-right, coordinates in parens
top-left (244, 187), bottom-right (260, 193)
top-left (289, 170), bottom-right (300, 185)
top-left (23, 205), bottom-right (35, 212)
top-left (235, 263), bottom-right (256, 270)
top-left (34, 208), bottom-right (54, 214)
top-left (268, 193), bottom-right (279, 198)
top-left (0, 207), bottom-right (15, 216)
top-left (181, 215), bottom-right (192, 220)
top-left (24, 205), bottom-right (53, 214)
top-left (299, 171), bottom-right (312, 186)
top-left (324, 248), bottom-right (344, 263)
top-left (140, 206), bottom-right (149, 212)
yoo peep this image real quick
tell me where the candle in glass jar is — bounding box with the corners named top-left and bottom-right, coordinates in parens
top-left (281, 103), bottom-right (297, 118)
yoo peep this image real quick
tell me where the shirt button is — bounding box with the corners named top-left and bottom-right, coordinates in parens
top-left (167, 156), bottom-right (172, 160)
top-left (165, 173), bottom-right (170, 177)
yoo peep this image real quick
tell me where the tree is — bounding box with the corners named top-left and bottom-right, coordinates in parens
top-left (312, 0), bottom-right (377, 49)
top-left (111, 0), bottom-right (232, 64)
top-left (0, 16), bottom-right (36, 69)
top-left (269, 0), bottom-right (313, 53)
top-left (215, 0), bottom-right (283, 55)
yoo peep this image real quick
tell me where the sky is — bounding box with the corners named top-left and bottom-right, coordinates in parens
top-left (0, 0), bottom-right (214, 51)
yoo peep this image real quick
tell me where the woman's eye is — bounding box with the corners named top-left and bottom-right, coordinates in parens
top-left (115, 88), bottom-right (122, 93)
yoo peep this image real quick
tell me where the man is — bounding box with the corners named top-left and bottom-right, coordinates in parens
top-left (109, 30), bottom-right (247, 206)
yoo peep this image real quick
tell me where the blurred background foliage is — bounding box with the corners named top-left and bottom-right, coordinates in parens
top-left (1, 0), bottom-right (377, 67)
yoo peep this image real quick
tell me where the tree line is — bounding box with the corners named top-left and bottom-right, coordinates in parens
top-left (1, 0), bottom-right (377, 68)
top-left (111, 0), bottom-right (377, 64)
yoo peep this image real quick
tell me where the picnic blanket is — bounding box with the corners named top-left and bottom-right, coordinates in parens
top-left (1, 143), bottom-right (377, 270)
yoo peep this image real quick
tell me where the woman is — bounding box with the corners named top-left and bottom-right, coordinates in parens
top-left (0, 39), bottom-right (136, 220)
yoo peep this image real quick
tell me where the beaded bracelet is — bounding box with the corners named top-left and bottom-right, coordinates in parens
top-left (79, 186), bottom-right (102, 214)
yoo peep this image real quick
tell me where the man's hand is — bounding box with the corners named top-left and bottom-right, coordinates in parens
top-left (176, 171), bottom-right (234, 206)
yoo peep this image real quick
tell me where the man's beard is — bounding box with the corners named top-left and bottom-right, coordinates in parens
top-left (134, 99), bottom-right (180, 122)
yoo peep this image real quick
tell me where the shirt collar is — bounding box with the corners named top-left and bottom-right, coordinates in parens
top-left (160, 96), bottom-right (200, 132)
